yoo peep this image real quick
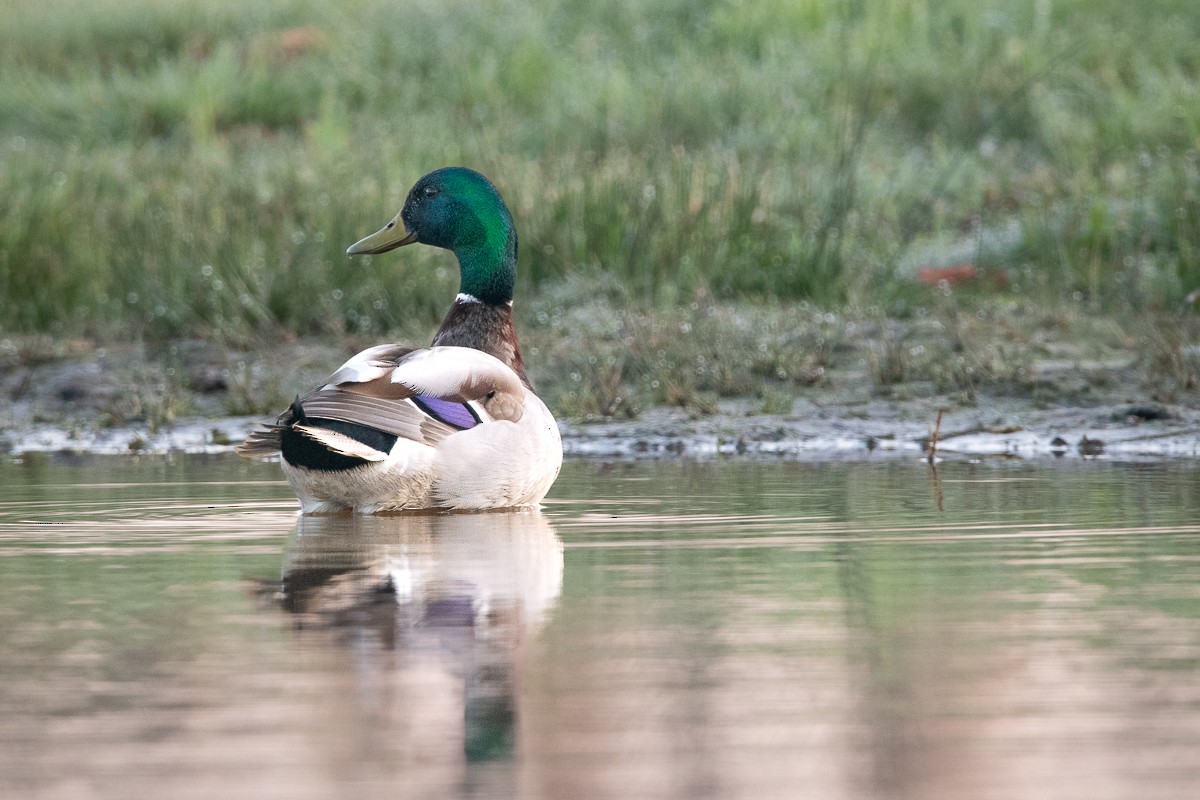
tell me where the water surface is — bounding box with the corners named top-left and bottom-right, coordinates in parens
top-left (1, 454), bottom-right (1198, 799)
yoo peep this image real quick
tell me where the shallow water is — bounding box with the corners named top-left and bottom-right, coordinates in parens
top-left (1, 454), bottom-right (1199, 800)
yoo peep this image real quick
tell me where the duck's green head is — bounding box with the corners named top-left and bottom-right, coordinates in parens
top-left (347, 167), bottom-right (518, 305)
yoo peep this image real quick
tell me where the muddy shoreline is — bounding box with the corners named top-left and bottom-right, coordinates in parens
top-left (3, 339), bottom-right (1197, 462)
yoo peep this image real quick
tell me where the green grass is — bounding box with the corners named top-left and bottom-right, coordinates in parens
top-left (1, 0), bottom-right (1198, 343)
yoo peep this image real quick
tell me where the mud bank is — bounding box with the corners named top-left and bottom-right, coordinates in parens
top-left (3, 375), bottom-right (1197, 463)
top-left (4, 403), bottom-right (1198, 462)
top-left (2, 336), bottom-right (1197, 462)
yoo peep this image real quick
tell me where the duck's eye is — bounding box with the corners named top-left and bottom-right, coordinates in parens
top-left (422, 185), bottom-right (439, 199)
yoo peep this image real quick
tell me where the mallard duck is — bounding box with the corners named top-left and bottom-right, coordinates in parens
top-left (237, 167), bottom-right (562, 513)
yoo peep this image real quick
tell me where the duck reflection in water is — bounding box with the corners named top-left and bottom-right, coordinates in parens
top-left (275, 509), bottom-right (562, 765)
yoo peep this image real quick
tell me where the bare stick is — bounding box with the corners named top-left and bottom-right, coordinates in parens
top-left (927, 409), bottom-right (944, 464)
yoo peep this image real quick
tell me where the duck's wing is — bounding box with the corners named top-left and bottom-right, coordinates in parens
top-left (235, 345), bottom-right (527, 459)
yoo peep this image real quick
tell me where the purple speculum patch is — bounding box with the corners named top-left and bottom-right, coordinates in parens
top-left (412, 395), bottom-right (481, 430)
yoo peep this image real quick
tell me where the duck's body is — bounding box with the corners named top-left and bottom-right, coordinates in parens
top-left (237, 168), bottom-right (562, 513)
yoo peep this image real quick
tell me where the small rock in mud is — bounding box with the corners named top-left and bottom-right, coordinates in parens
top-left (43, 361), bottom-right (123, 410)
top-left (170, 340), bottom-right (231, 394)
top-left (189, 366), bottom-right (229, 394)
top-left (1116, 404), bottom-right (1175, 423)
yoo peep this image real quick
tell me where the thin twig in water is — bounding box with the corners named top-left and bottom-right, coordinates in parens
top-left (927, 408), bottom-right (944, 464)
top-left (927, 408), bottom-right (945, 511)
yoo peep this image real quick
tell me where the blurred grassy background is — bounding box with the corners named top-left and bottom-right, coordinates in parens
top-left (0, 0), bottom-right (1197, 344)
